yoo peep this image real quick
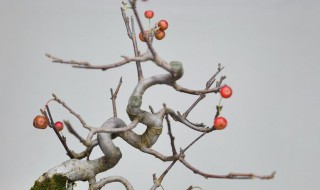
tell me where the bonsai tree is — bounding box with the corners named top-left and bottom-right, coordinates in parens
top-left (31, 1), bottom-right (274, 189)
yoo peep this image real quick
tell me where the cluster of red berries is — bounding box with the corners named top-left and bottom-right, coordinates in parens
top-left (213, 85), bottom-right (233, 130)
top-left (139, 10), bottom-right (169, 42)
top-left (33, 115), bottom-right (64, 131)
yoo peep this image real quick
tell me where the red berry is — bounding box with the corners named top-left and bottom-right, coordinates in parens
top-left (139, 32), bottom-right (146, 42)
top-left (158, 20), bottom-right (168, 30)
top-left (54, 121), bottom-right (64, 131)
top-left (139, 31), bottom-right (149, 42)
top-left (213, 117), bottom-right (227, 130)
top-left (155, 30), bottom-right (165, 40)
top-left (220, 85), bottom-right (232, 98)
top-left (33, 115), bottom-right (48, 129)
top-left (144, 10), bottom-right (154, 19)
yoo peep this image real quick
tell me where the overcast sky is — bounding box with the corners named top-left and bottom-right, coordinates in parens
top-left (1, 0), bottom-right (320, 189)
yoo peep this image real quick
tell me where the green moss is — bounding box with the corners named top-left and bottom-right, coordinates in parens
top-left (30, 174), bottom-right (73, 190)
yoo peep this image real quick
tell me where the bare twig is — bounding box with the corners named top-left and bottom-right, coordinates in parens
top-left (150, 127), bottom-right (207, 189)
top-left (140, 147), bottom-right (176, 162)
top-left (64, 120), bottom-right (87, 146)
top-left (167, 109), bottom-right (213, 133)
top-left (92, 176), bottom-right (134, 190)
top-left (182, 132), bottom-right (206, 153)
top-left (42, 106), bottom-right (74, 159)
top-left (183, 64), bottom-right (225, 117)
top-left (216, 75), bottom-right (227, 88)
top-left (69, 140), bottom-right (98, 160)
top-left (111, 77), bottom-right (123, 118)
top-left (149, 107), bottom-right (179, 188)
top-left (121, 6), bottom-right (143, 81)
top-left (45, 53), bottom-right (151, 71)
top-left (158, 160), bottom-right (178, 183)
top-left (130, 16), bottom-right (144, 81)
top-left (172, 83), bottom-right (222, 95)
top-left (180, 158), bottom-right (276, 180)
top-left (52, 94), bottom-right (92, 130)
top-left (164, 104), bottom-right (177, 155)
top-left (120, 6), bottom-right (132, 39)
top-left (129, 0), bottom-right (157, 57)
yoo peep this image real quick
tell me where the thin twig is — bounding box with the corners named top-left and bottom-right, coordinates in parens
top-left (120, 6), bottom-right (132, 39)
top-left (158, 160), bottom-right (178, 183)
top-left (216, 75), bottom-right (227, 88)
top-left (140, 147), bottom-right (176, 162)
top-left (111, 77), bottom-right (123, 118)
top-left (180, 158), bottom-right (276, 180)
top-left (68, 140), bottom-right (98, 160)
top-left (120, 6), bottom-right (143, 81)
top-left (52, 94), bottom-right (92, 130)
top-left (182, 132), bottom-right (206, 153)
top-left (129, 0), bottom-right (157, 57)
top-left (45, 53), bottom-right (151, 71)
top-left (130, 16), bottom-right (144, 81)
top-left (64, 120), bottom-right (87, 146)
top-left (43, 105), bottom-right (74, 159)
top-left (150, 129), bottom-right (207, 189)
top-left (183, 64), bottom-right (225, 117)
top-left (164, 104), bottom-right (177, 154)
top-left (167, 109), bottom-right (213, 133)
top-left (172, 83), bottom-right (222, 95)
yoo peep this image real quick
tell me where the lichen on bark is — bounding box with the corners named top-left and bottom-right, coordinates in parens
top-left (30, 174), bottom-right (73, 190)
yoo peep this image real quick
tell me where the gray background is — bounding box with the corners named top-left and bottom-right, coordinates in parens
top-left (1, 0), bottom-right (319, 189)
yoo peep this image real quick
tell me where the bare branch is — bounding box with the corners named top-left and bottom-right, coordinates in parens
top-left (150, 127), bottom-right (207, 189)
top-left (182, 132), bottom-right (206, 153)
top-left (69, 140), bottom-right (98, 160)
top-left (111, 77), bottom-right (123, 118)
top-left (164, 104), bottom-right (177, 155)
top-left (120, 6), bottom-right (132, 39)
top-left (42, 106), bottom-right (74, 159)
top-left (140, 147), bottom-right (176, 162)
top-left (92, 176), bottom-right (134, 190)
top-left (167, 109), bottom-right (214, 133)
top-left (121, 6), bottom-right (144, 81)
top-left (34, 2), bottom-right (275, 190)
top-left (129, 0), bottom-right (157, 57)
top-left (158, 160), bottom-right (178, 183)
top-left (85, 118), bottom-right (139, 144)
top-left (180, 158), bottom-right (275, 180)
top-left (45, 53), bottom-right (152, 71)
top-left (172, 83), bottom-right (222, 95)
top-left (150, 160), bottom-right (178, 190)
top-left (216, 75), bottom-right (227, 88)
top-left (183, 64), bottom-right (224, 117)
top-left (60, 116), bottom-right (98, 159)
top-left (52, 93), bottom-right (92, 130)
top-left (64, 120), bottom-right (87, 146)
top-left (130, 16), bottom-right (144, 81)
